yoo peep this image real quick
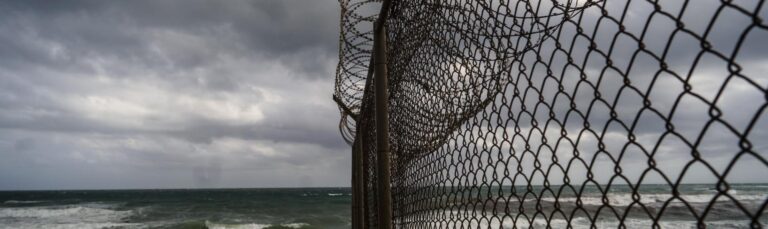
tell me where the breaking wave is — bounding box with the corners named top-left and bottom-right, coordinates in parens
top-left (537, 193), bottom-right (767, 207)
top-left (3, 200), bottom-right (46, 204)
top-left (0, 204), bottom-right (137, 229)
top-left (425, 210), bottom-right (767, 228)
top-left (205, 221), bottom-right (310, 229)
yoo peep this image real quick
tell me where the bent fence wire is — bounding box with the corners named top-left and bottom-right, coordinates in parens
top-left (335, 0), bottom-right (768, 228)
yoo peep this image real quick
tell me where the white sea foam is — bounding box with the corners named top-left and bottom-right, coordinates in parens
top-left (0, 204), bottom-right (135, 229)
top-left (282, 223), bottom-right (310, 228)
top-left (427, 210), bottom-right (764, 228)
top-left (0, 222), bottom-right (142, 229)
top-left (205, 221), bottom-right (310, 229)
top-left (0, 206), bottom-right (131, 221)
top-left (531, 218), bottom-right (759, 229)
top-left (205, 221), bottom-right (272, 229)
top-left (328, 193), bottom-right (344, 196)
top-left (3, 200), bottom-right (45, 204)
top-left (538, 193), bottom-right (767, 206)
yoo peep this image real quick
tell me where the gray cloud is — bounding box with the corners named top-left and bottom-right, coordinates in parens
top-left (0, 0), bottom-right (347, 190)
top-left (1, 0), bottom-right (765, 190)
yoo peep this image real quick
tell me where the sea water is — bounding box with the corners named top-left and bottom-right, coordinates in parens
top-left (418, 184), bottom-right (768, 228)
top-left (0, 184), bottom-right (765, 228)
top-left (0, 188), bottom-right (351, 228)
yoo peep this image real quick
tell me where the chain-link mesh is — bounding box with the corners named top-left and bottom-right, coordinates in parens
top-left (336, 0), bottom-right (768, 228)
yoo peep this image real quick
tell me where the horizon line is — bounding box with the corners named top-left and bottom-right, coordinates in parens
top-left (2, 182), bottom-right (766, 192)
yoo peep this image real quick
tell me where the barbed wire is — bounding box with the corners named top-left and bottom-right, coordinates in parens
top-left (336, 0), bottom-right (768, 228)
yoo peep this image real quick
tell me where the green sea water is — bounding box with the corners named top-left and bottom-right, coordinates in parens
top-left (0, 188), bottom-right (351, 228)
top-left (0, 184), bottom-right (766, 228)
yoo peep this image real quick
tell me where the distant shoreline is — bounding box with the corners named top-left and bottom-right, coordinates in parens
top-left (2, 183), bottom-right (766, 192)
top-left (0, 186), bottom-right (352, 192)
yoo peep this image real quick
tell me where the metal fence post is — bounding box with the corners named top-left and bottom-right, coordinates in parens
top-left (373, 20), bottom-right (393, 229)
top-left (351, 136), bottom-right (361, 229)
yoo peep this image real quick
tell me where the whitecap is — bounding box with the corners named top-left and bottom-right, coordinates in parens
top-left (538, 193), bottom-right (767, 206)
top-left (0, 222), bottom-right (141, 229)
top-left (0, 205), bottom-right (133, 225)
top-left (283, 223), bottom-right (310, 228)
top-left (3, 200), bottom-right (45, 204)
top-left (205, 221), bottom-right (310, 229)
top-left (422, 210), bottom-right (764, 228)
top-left (205, 221), bottom-right (272, 229)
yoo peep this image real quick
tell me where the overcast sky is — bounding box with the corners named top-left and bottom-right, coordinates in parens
top-left (0, 0), bottom-right (765, 190)
top-left (0, 0), bottom-right (346, 190)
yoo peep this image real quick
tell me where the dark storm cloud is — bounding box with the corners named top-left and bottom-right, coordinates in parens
top-left (0, 0), bottom-right (340, 76)
top-left (0, 0), bottom-right (349, 190)
top-left (165, 106), bottom-right (345, 150)
top-left (0, 0), bottom-right (765, 190)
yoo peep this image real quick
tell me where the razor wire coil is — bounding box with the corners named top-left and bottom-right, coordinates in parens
top-left (335, 0), bottom-right (768, 228)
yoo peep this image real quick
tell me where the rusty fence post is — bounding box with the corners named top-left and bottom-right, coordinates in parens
top-left (353, 125), bottom-right (368, 229)
top-left (351, 136), bottom-right (361, 228)
top-left (359, 122), bottom-right (369, 229)
top-left (373, 20), bottom-right (392, 229)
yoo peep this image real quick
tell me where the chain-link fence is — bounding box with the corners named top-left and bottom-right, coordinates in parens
top-left (335, 0), bottom-right (768, 228)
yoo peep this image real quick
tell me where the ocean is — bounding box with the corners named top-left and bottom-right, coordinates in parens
top-left (0, 188), bottom-right (352, 229)
top-left (0, 184), bottom-right (765, 228)
top-left (424, 183), bottom-right (768, 228)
